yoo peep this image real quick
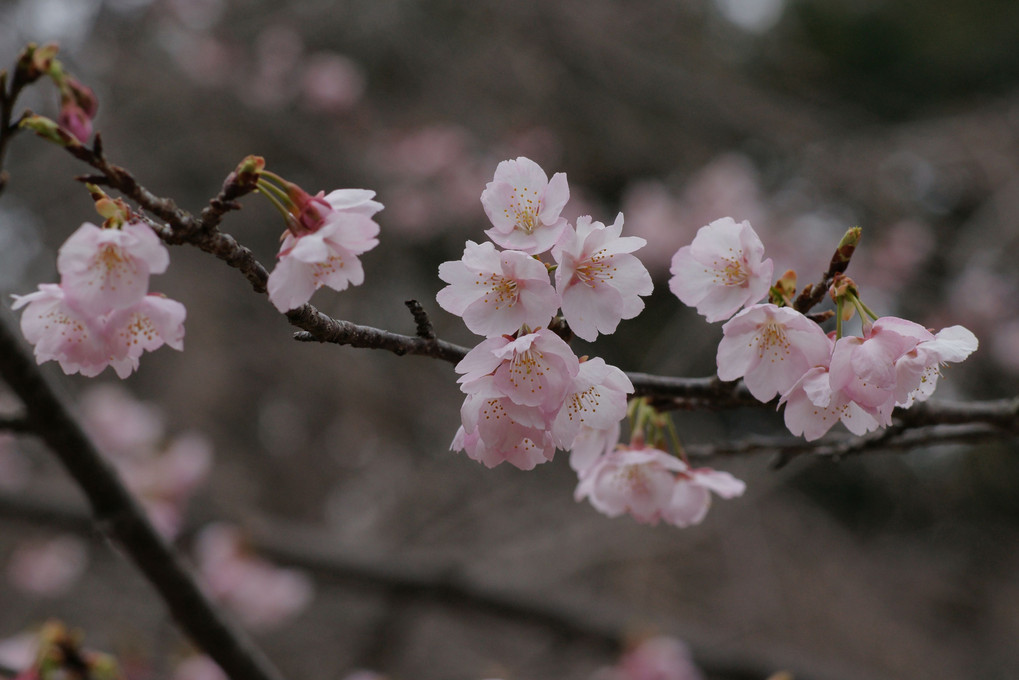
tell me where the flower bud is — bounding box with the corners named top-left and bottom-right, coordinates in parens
top-left (19, 113), bottom-right (81, 148)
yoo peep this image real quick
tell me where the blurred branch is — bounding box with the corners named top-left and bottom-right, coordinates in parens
top-left (0, 414), bottom-right (30, 433)
top-left (0, 485), bottom-right (873, 680)
top-left (0, 316), bottom-right (288, 680)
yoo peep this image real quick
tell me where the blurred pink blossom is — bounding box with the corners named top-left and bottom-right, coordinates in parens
top-left (7, 535), bottom-right (89, 596)
top-left (592, 635), bottom-right (704, 680)
top-left (173, 655), bottom-right (227, 680)
top-left (194, 523), bottom-right (313, 630)
top-left (0, 632), bottom-right (37, 674)
top-left (300, 53), bottom-right (366, 114)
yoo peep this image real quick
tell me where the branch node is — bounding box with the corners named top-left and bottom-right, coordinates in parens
top-left (404, 300), bottom-right (436, 340)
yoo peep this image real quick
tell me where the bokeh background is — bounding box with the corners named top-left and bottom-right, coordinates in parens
top-left (1, 0), bottom-right (1019, 678)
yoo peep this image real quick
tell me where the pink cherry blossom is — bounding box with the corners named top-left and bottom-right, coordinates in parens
top-left (828, 316), bottom-right (933, 416)
top-left (552, 214), bottom-right (653, 341)
top-left (174, 656), bottom-right (228, 680)
top-left (716, 303), bottom-right (833, 401)
top-left (104, 294), bottom-right (187, 378)
top-left (12, 283), bottom-right (114, 377)
top-left (56, 221), bottom-right (169, 314)
top-left (780, 365), bottom-right (882, 441)
top-left (194, 523), bottom-right (313, 630)
top-left (437, 240), bottom-right (560, 337)
top-left (664, 467), bottom-right (746, 528)
top-left (456, 329), bottom-right (579, 411)
top-left (669, 217), bottom-right (774, 323)
top-left (481, 156), bottom-right (570, 254)
top-left (575, 447), bottom-right (687, 524)
top-left (552, 357), bottom-right (633, 449)
top-left (568, 420), bottom-right (621, 477)
top-left (6, 535), bottom-right (89, 596)
top-left (596, 635), bottom-right (704, 680)
top-left (454, 375), bottom-right (557, 470)
top-left (894, 324), bottom-right (978, 407)
top-left (267, 190), bottom-right (382, 312)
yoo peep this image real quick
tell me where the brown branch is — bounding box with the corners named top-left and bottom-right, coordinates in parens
top-left (0, 414), bottom-right (31, 433)
top-left (0, 316), bottom-right (287, 680)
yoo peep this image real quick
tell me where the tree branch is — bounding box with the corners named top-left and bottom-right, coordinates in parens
top-left (0, 315), bottom-right (288, 680)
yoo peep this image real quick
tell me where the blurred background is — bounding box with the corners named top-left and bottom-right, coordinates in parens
top-left (0, 0), bottom-right (1018, 678)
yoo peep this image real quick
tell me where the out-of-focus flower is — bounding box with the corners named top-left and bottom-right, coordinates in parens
top-left (481, 157), bottom-right (569, 254)
top-left (300, 52), bottom-right (366, 114)
top-left (173, 655), bottom-right (227, 680)
top-left (552, 214), bottom-right (653, 342)
top-left (669, 217), bottom-right (773, 323)
top-left (6, 535), bottom-right (89, 596)
top-left (593, 635), bottom-right (704, 680)
top-left (0, 632), bottom-right (38, 674)
top-left (436, 240), bottom-right (560, 337)
top-left (194, 524), bottom-right (313, 631)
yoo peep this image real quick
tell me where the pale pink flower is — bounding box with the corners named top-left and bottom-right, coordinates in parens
top-left (299, 52), bottom-right (365, 114)
top-left (174, 656), bottom-right (228, 680)
top-left (12, 284), bottom-right (114, 378)
top-left (456, 329), bottom-right (579, 412)
top-left (716, 303), bottom-right (833, 401)
top-left (894, 325), bottom-right (978, 407)
top-left (481, 156), bottom-right (570, 254)
top-left (596, 635), bottom-right (703, 680)
top-left (829, 316), bottom-right (933, 417)
top-left (779, 366), bottom-right (882, 441)
top-left (552, 358), bottom-right (632, 449)
top-left (437, 240), bottom-right (560, 337)
top-left (195, 523), bottom-right (313, 630)
top-left (267, 190), bottom-right (382, 312)
top-left (568, 421), bottom-right (621, 477)
top-left (56, 221), bottom-right (169, 314)
top-left (664, 467), bottom-right (746, 528)
top-left (552, 214), bottom-right (653, 341)
top-left (575, 447), bottom-right (687, 524)
top-left (80, 384), bottom-right (164, 459)
top-left (104, 294), bottom-right (187, 378)
top-left (669, 217), bottom-right (773, 323)
top-left (6, 535), bottom-right (88, 596)
top-left (0, 633), bottom-right (38, 674)
top-left (454, 376), bottom-right (557, 470)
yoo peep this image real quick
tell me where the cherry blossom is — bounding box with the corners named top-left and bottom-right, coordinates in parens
top-left (6, 535), bottom-right (89, 596)
top-left (481, 156), bottom-right (570, 254)
top-left (894, 325), bottom-right (978, 407)
top-left (194, 523), bottom-right (313, 630)
top-left (779, 365), bottom-right (882, 441)
top-left (716, 303), bottom-right (833, 401)
top-left (267, 190), bottom-right (382, 312)
top-left (575, 447), bottom-right (688, 524)
top-left (552, 213), bottom-right (653, 341)
top-left (828, 316), bottom-right (934, 418)
top-left (552, 357), bottom-right (633, 449)
top-left (669, 217), bottom-right (773, 323)
top-left (665, 467), bottom-right (746, 528)
top-left (436, 240), bottom-right (560, 337)
top-left (56, 221), bottom-right (169, 314)
top-left (104, 294), bottom-right (187, 378)
top-left (593, 635), bottom-right (704, 680)
top-left (453, 375), bottom-right (557, 470)
top-left (456, 329), bottom-right (580, 412)
top-left (12, 283), bottom-right (114, 378)
top-left (568, 421), bottom-right (621, 477)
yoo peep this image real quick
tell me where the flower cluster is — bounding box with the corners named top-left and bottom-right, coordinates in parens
top-left (252, 159), bottom-right (383, 312)
top-left (439, 158), bottom-right (744, 527)
top-left (670, 219), bottom-right (978, 440)
top-left (13, 195), bottom-right (186, 379)
top-left (438, 157), bottom-right (652, 470)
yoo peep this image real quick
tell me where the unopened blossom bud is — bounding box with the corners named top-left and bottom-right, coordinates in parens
top-left (15, 43), bottom-right (58, 83)
top-left (829, 226), bottom-right (862, 274)
top-left (19, 113), bottom-right (81, 148)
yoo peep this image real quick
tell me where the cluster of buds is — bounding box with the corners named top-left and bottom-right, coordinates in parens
top-left (13, 187), bottom-right (185, 378)
top-left (15, 43), bottom-right (98, 145)
top-left (669, 219), bottom-right (978, 440)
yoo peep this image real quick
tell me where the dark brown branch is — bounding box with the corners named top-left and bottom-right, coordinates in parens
top-left (0, 414), bottom-right (31, 433)
top-left (0, 316), bottom-right (287, 680)
top-left (404, 299), bottom-right (436, 340)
